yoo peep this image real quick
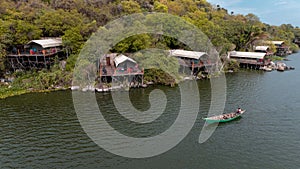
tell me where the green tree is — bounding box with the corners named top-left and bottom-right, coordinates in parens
top-left (121, 0), bottom-right (142, 14)
top-left (62, 27), bottom-right (84, 55)
top-left (36, 9), bottom-right (87, 37)
top-left (13, 20), bottom-right (42, 45)
top-left (154, 1), bottom-right (168, 13)
top-left (133, 49), bottom-right (180, 85)
top-left (112, 34), bottom-right (152, 53)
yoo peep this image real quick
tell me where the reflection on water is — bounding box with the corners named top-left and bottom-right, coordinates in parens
top-left (1, 54), bottom-right (300, 168)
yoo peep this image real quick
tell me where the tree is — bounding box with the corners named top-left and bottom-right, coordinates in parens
top-left (62, 27), bottom-right (84, 55)
top-left (133, 49), bottom-right (180, 85)
top-left (36, 9), bottom-right (87, 37)
top-left (121, 0), bottom-right (142, 14)
top-left (111, 34), bottom-right (152, 53)
top-left (14, 20), bottom-right (42, 45)
top-left (51, 0), bottom-right (77, 11)
top-left (245, 13), bottom-right (260, 24)
top-left (154, 1), bottom-right (168, 13)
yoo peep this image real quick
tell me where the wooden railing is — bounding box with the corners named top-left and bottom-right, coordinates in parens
top-left (7, 49), bottom-right (63, 57)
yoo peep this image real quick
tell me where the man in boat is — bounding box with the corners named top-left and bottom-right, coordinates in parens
top-left (102, 66), bottom-right (107, 75)
top-left (236, 108), bottom-right (242, 114)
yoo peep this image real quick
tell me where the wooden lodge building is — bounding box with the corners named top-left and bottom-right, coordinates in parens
top-left (169, 49), bottom-right (214, 76)
top-left (293, 38), bottom-right (300, 47)
top-left (96, 50), bottom-right (215, 90)
top-left (254, 46), bottom-right (273, 56)
top-left (97, 54), bottom-right (144, 89)
top-left (270, 41), bottom-right (290, 56)
top-left (228, 51), bottom-right (269, 69)
top-left (6, 38), bottom-right (65, 71)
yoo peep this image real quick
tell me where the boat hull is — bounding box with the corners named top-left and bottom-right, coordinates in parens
top-left (203, 110), bottom-right (245, 123)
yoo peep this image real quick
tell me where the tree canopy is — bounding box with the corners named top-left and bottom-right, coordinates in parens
top-left (0, 0), bottom-right (299, 77)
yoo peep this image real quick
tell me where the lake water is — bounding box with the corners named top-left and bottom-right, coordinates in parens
top-left (1, 54), bottom-right (300, 168)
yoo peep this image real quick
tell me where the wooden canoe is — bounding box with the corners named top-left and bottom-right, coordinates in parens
top-left (203, 110), bottom-right (245, 123)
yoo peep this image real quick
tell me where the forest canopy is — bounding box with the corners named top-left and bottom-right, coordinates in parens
top-left (0, 0), bottom-right (299, 76)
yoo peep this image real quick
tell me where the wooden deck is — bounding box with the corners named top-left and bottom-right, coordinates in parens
top-left (7, 49), bottom-right (64, 58)
top-left (6, 50), bottom-right (65, 71)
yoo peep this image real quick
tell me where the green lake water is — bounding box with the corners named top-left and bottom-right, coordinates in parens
top-left (1, 54), bottom-right (300, 168)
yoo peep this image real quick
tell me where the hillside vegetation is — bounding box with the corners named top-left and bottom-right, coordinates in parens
top-left (0, 0), bottom-right (300, 95)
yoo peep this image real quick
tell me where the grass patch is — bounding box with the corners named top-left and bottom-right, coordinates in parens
top-left (266, 55), bottom-right (284, 61)
top-left (0, 86), bottom-right (28, 99)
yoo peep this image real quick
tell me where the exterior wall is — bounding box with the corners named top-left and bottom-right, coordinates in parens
top-left (275, 47), bottom-right (289, 56)
top-left (177, 57), bottom-right (204, 68)
top-left (116, 61), bottom-right (137, 73)
top-left (230, 56), bottom-right (266, 65)
top-left (118, 61), bottom-right (136, 69)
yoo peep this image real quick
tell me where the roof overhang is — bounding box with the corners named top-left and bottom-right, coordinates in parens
top-left (255, 46), bottom-right (269, 51)
top-left (270, 41), bottom-right (284, 45)
top-left (114, 54), bottom-right (136, 67)
top-left (229, 51), bottom-right (266, 59)
top-left (26, 38), bottom-right (62, 48)
top-left (169, 50), bottom-right (208, 60)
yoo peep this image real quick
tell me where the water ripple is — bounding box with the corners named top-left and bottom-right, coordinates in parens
top-left (1, 54), bottom-right (300, 168)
